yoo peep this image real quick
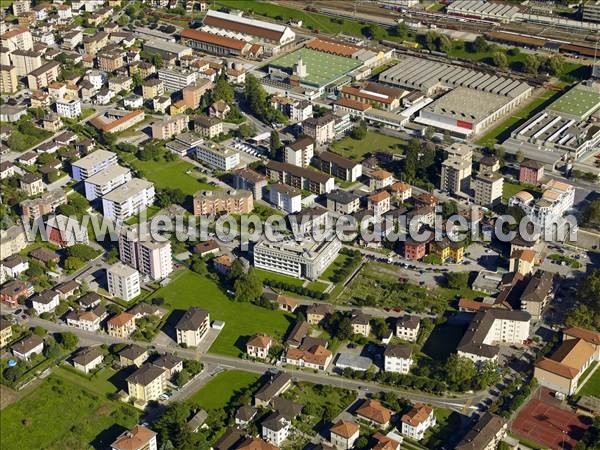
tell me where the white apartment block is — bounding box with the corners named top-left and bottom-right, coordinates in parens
top-left (473, 172), bottom-right (504, 207)
top-left (31, 290), bottom-right (60, 315)
top-left (157, 68), bottom-right (197, 92)
top-left (66, 311), bottom-right (101, 332)
top-left (195, 143), bottom-right (239, 171)
top-left (106, 262), bottom-right (140, 301)
top-left (284, 137), bottom-right (314, 168)
top-left (119, 227), bottom-right (173, 280)
top-left (175, 308), bottom-right (210, 347)
top-left (84, 165), bottom-right (132, 201)
top-left (56, 99), bottom-right (82, 119)
top-left (71, 149), bottom-right (118, 181)
top-left (102, 178), bottom-right (155, 222)
top-left (269, 184), bottom-right (302, 213)
top-left (262, 414), bottom-right (291, 446)
top-left (395, 316), bottom-right (420, 342)
top-left (253, 234), bottom-right (341, 280)
top-left (2, 28), bottom-right (33, 51)
top-left (401, 405), bottom-right (436, 441)
top-left (384, 344), bottom-right (413, 374)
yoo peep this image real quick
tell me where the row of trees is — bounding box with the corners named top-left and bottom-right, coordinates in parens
top-left (565, 269), bottom-right (600, 331)
top-left (262, 279), bottom-right (328, 300)
top-left (244, 74), bottom-right (287, 125)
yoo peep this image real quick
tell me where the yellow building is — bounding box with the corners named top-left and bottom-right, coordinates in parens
top-left (0, 65), bottom-right (18, 94)
top-left (431, 238), bottom-right (464, 263)
top-left (0, 318), bottom-right (13, 348)
top-left (141, 78), bottom-right (164, 100)
top-left (169, 99), bottom-right (188, 116)
top-left (106, 312), bottom-right (136, 338)
top-left (126, 363), bottom-right (167, 405)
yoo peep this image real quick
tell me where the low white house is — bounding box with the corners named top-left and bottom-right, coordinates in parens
top-left (72, 347), bottom-right (104, 374)
top-left (31, 290), bottom-right (60, 314)
top-left (246, 334), bottom-right (272, 360)
top-left (261, 413), bottom-right (290, 446)
top-left (401, 404), bottom-right (436, 441)
top-left (12, 335), bottom-right (44, 361)
top-left (66, 310), bottom-right (102, 332)
top-left (384, 344), bottom-right (413, 374)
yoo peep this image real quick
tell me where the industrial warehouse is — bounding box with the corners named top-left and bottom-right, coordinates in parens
top-left (379, 57), bottom-right (533, 137)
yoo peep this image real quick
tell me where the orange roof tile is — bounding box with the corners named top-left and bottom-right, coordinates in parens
top-left (330, 420), bottom-right (359, 439)
top-left (356, 399), bottom-right (393, 425)
top-left (401, 404), bottom-right (433, 427)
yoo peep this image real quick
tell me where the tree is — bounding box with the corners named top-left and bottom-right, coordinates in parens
top-left (32, 326), bottom-right (46, 336)
top-left (361, 23), bottom-right (385, 40)
top-left (3, 365), bottom-right (24, 383)
top-left (437, 34), bottom-right (452, 53)
top-left (523, 54), bottom-right (541, 74)
top-left (269, 130), bottom-right (282, 160)
top-left (67, 244), bottom-right (99, 261)
top-left (190, 257), bottom-right (208, 276)
top-left (350, 120), bottom-right (367, 140)
top-left (57, 332), bottom-right (78, 350)
top-left (64, 256), bottom-right (84, 272)
top-left (582, 200), bottom-right (600, 228)
top-left (446, 272), bottom-right (469, 290)
top-left (237, 123), bottom-right (254, 139)
top-left (425, 31), bottom-right (438, 52)
top-left (154, 402), bottom-right (194, 449)
top-left (442, 201), bottom-right (459, 219)
top-left (355, 436), bottom-right (369, 449)
top-left (544, 55), bottom-right (564, 76)
top-left (445, 354), bottom-right (476, 389)
top-left (492, 146), bottom-right (506, 165)
top-left (117, 15), bottom-right (129, 26)
top-left (370, 318), bottom-right (389, 340)
top-left (492, 51), bottom-right (508, 69)
top-left (471, 36), bottom-right (489, 53)
top-left (507, 47), bottom-right (520, 57)
top-left (175, 370), bottom-right (190, 387)
top-left (391, 22), bottom-right (409, 39)
top-left (211, 73), bottom-right (235, 104)
top-left (234, 268), bottom-right (263, 303)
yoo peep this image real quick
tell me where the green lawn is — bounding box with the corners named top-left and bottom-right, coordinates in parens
top-left (190, 370), bottom-right (260, 410)
top-left (331, 131), bottom-right (406, 160)
top-left (1, 374), bottom-right (139, 450)
top-left (150, 270), bottom-right (294, 356)
top-left (577, 363), bottom-right (600, 398)
top-left (476, 89), bottom-right (557, 148)
top-left (125, 155), bottom-right (214, 195)
top-left (306, 281), bottom-right (329, 292)
top-left (254, 268), bottom-right (305, 287)
top-left (53, 365), bottom-right (120, 396)
top-left (321, 254), bottom-right (352, 281)
top-left (502, 181), bottom-right (542, 204)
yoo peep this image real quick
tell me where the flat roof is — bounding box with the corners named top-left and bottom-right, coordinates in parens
top-left (423, 87), bottom-right (514, 123)
top-left (84, 165), bottom-right (130, 186)
top-left (103, 178), bottom-right (153, 203)
top-left (547, 83), bottom-right (600, 120)
top-left (270, 47), bottom-right (362, 89)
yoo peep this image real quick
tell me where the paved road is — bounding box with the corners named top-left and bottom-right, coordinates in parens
top-left (17, 315), bottom-right (485, 411)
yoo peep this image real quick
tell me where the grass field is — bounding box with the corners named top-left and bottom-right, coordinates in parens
top-left (577, 364), bottom-right (600, 398)
top-left (126, 155), bottom-right (214, 195)
top-left (476, 88), bottom-right (558, 148)
top-left (190, 370), bottom-right (261, 410)
top-left (306, 280), bottom-right (329, 292)
top-left (149, 270), bottom-right (294, 356)
top-left (1, 374), bottom-right (139, 450)
top-left (331, 131), bottom-right (406, 160)
top-left (254, 268), bottom-right (305, 286)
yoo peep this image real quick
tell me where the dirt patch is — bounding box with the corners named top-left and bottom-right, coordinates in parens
top-left (0, 384), bottom-right (19, 410)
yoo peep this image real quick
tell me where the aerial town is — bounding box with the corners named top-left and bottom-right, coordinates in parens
top-left (0, 0), bottom-right (599, 449)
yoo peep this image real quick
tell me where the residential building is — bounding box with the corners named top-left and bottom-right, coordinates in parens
top-left (306, 303), bottom-right (334, 325)
top-left (1, 318), bottom-right (13, 348)
top-left (1, 255), bottom-right (28, 280)
top-left (254, 371), bottom-right (292, 407)
top-left (12, 1), bottom-right (31, 16)
top-left (157, 67), bottom-right (197, 92)
top-left (316, 151), bottom-right (362, 182)
top-left (455, 412), bottom-right (507, 450)
top-left (430, 238), bottom-right (465, 264)
top-left (66, 310), bottom-right (102, 332)
top-left (440, 143), bottom-right (473, 194)
top-left (182, 79), bottom-right (213, 109)
top-left (233, 168), bottom-right (267, 200)
top-left (284, 136), bottom-right (314, 168)
top-left (472, 171), bottom-right (503, 207)
top-left (508, 180), bottom-right (575, 229)
top-left (283, 344), bottom-right (332, 370)
top-left (235, 406), bottom-right (258, 429)
top-left (119, 344), bottom-right (149, 368)
top-left (46, 214), bottom-right (90, 247)
top-left (368, 191), bottom-right (391, 217)
top-left (107, 312), bottom-right (136, 338)
top-left (193, 115), bottom-right (223, 139)
top-left (1, 28), bottom-right (33, 51)
top-left (89, 109), bottom-right (145, 134)
top-left (56, 98), bottom-right (81, 119)
top-left (118, 227), bottom-right (173, 281)
top-left (209, 99), bottom-right (230, 119)
top-left (340, 82), bottom-right (404, 111)
top-left (326, 190), bottom-right (360, 214)
top-left (21, 189), bottom-right (67, 219)
top-left (127, 363), bottom-right (167, 404)
top-left (269, 184), bottom-right (302, 214)
top-left (261, 413), bottom-right (290, 446)
top-left (71, 149), bottom-right (118, 181)
top-left (83, 165), bottom-right (132, 201)
top-left (396, 315), bottom-right (420, 342)
top-left (102, 178), bottom-right (155, 222)
top-left (266, 160), bottom-right (334, 195)
top-left (355, 399), bottom-right (393, 428)
top-left (329, 420), bottom-right (360, 450)
top-left (20, 173), bottom-right (45, 196)
top-left (253, 234), bottom-right (341, 280)
top-left (175, 308), bottom-right (210, 347)
top-left (519, 159), bottom-right (544, 185)
top-left (368, 170), bottom-right (393, 190)
top-left (31, 290), bottom-right (60, 315)
top-left (401, 404), bottom-right (436, 441)
top-left (142, 78), bottom-right (164, 100)
top-left (509, 249), bottom-right (536, 276)
top-left (195, 142), bottom-right (240, 171)
top-left (303, 114), bottom-right (335, 145)
top-left (246, 334), bottom-right (272, 360)
top-left (151, 114), bottom-right (188, 140)
top-left (457, 309), bottom-right (531, 363)
top-left (0, 280), bottom-right (33, 307)
top-left (72, 347), bottom-right (104, 374)
top-left (12, 335), bottom-right (44, 361)
top-left (27, 60), bottom-right (60, 90)
top-left (9, 49), bottom-right (42, 77)
top-left (350, 310), bottom-right (371, 337)
top-left (520, 271), bottom-right (554, 320)
top-left (107, 262), bottom-right (140, 301)
top-left (193, 189), bottom-right (253, 215)
top-left (384, 344), bottom-right (413, 374)
top-left (0, 64), bottom-right (18, 93)
top-left (111, 425), bottom-right (157, 450)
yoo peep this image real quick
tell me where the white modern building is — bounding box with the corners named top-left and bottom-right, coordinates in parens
top-left (71, 149), bottom-right (118, 181)
top-left (106, 262), bottom-right (140, 301)
top-left (195, 142), bottom-right (239, 171)
top-left (253, 234), bottom-right (341, 280)
top-left (118, 226), bottom-right (173, 280)
top-left (157, 67), bottom-right (198, 92)
top-left (83, 165), bottom-right (132, 201)
top-left (101, 178), bottom-right (155, 222)
top-left (384, 344), bottom-right (413, 374)
top-left (269, 183), bottom-right (302, 214)
top-left (56, 98), bottom-right (82, 119)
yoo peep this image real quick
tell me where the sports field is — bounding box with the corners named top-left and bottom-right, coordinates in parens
top-left (269, 47), bottom-right (361, 89)
top-left (548, 85), bottom-right (600, 119)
